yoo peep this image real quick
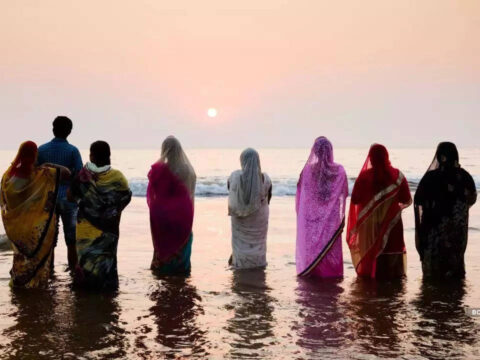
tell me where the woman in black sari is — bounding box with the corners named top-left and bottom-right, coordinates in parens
top-left (414, 142), bottom-right (477, 279)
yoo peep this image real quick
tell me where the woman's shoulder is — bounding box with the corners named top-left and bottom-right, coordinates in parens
top-left (336, 164), bottom-right (347, 178)
top-left (229, 169), bottom-right (242, 181)
top-left (458, 168), bottom-right (476, 187)
top-left (396, 169), bottom-right (406, 181)
top-left (421, 169), bottom-right (437, 180)
top-left (109, 168), bottom-right (126, 179)
top-left (105, 169), bottom-right (129, 187)
top-left (262, 173), bottom-right (272, 186)
top-left (459, 167), bottom-right (474, 179)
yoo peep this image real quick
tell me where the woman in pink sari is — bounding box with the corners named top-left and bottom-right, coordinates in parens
top-left (296, 137), bottom-right (348, 277)
top-left (147, 136), bottom-right (196, 275)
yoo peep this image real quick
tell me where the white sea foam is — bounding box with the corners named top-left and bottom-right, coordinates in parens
top-left (89, 148), bottom-right (480, 198)
top-left (127, 175), bottom-right (473, 198)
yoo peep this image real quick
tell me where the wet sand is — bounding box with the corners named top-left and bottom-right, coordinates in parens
top-left (0, 197), bottom-right (479, 359)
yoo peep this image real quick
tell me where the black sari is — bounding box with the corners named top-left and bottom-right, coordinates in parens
top-left (414, 142), bottom-right (477, 279)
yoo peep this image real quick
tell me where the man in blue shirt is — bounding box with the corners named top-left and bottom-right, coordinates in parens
top-left (37, 116), bottom-right (83, 270)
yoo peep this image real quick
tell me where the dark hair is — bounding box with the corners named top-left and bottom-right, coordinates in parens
top-left (53, 116), bottom-right (73, 138)
top-left (90, 141), bottom-right (111, 166)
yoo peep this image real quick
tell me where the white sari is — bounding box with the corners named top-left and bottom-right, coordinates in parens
top-left (228, 148), bottom-right (271, 269)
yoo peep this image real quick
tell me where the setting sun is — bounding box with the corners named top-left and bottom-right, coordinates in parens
top-left (207, 108), bottom-right (217, 118)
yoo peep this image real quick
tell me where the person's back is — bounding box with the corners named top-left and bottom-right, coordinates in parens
top-left (1, 141), bottom-right (71, 288)
top-left (347, 144), bottom-right (411, 279)
top-left (228, 148), bottom-right (272, 270)
top-left (148, 136), bottom-right (196, 275)
top-left (70, 141), bottom-right (131, 290)
top-left (37, 116), bottom-right (83, 199)
top-left (414, 142), bottom-right (477, 279)
top-left (37, 116), bottom-right (83, 270)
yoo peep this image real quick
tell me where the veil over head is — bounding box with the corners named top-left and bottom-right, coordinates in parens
top-left (298, 136), bottom-right (344, 202)
top-left (353, 144), bottom-right (399, 196)
top-left (9, 141), bottom-right (38, 178)
top-left (159, 136), bottom-right (196, 197)
top-left (427, 141), bottom-right (460, 172)
top-left (228, 148), bottom-right (264, 217)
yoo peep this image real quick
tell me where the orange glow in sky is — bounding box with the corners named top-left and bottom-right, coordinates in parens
top-left (0, 1), bottom-right (479, 148)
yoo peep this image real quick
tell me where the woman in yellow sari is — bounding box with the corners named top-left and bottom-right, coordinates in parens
top-left (0, 141), bottom-right (70, 288)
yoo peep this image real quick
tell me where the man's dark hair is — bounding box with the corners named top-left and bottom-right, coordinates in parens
top-left (53, 116), bottom-right (73, 138)
top-left (90, 141), bottom-right (111, 166)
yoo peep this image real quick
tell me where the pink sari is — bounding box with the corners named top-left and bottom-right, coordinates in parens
top-left (296, 137), bottom-right (348, 277)
top-left (147, 162), bottom-right (194, 267)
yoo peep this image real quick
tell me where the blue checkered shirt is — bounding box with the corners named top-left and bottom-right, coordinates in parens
top-left (37, 138), bottom-right (83, 200)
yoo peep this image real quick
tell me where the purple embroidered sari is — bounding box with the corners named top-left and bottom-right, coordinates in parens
top-left (296, 137), bottom-right (348, 277)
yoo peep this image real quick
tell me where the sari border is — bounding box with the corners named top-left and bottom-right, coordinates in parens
top-left (298, 217), bottom-right (345, 277)
top-left (348, 172), bottom-right (404, 238)
top-left (358, 172), bottom-right (403, 219)
top-left (376, 211), bottom-right (402, 260)
top-left (352, 210), bottom-right (403, 277)
top-left (152, 232), bottom-right (193, 267)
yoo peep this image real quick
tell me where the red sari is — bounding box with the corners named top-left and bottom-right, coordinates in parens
top-left (346, 144), bottom-right (411, 279)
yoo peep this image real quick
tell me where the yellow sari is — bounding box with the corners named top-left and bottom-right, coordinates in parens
top-left (0, 166), bottom-right (60, 288)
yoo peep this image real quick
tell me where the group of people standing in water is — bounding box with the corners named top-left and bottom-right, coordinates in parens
top-left (0, 116), bottom-right (477, 291)
top-left (296, 138), bottom-right (476, 281)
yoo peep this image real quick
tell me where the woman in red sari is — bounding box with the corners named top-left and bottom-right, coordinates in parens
top-left (346, 144), bottom-right (412, 280)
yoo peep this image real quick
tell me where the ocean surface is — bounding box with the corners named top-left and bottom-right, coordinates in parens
top-left (1, 148), bottom-right (479, 197)
top-left (0, 148), bottom-right (479, 359)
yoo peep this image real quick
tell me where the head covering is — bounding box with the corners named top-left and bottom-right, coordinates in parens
top-left (415, 142), bottom-right (465, 210)
top-left (298, 136), bottom-right (344, 202)
top-left (9, 141), bottom-right (38, 178)
top-left (364, 144), bottom-right (397, 192)
top-left (159, 136), bottom-right (196, 198)
top-left (426, 141), bottom-right (460, 172)
top-left (296, 137), bottom-right (348, 277)
top-left (228, 148), bottom-right (264, 217)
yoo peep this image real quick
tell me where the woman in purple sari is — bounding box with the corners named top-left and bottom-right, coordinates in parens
top-left (296, 137), bottom-right (348, 277)
top-left (147, 136), bottom-right (196, 275)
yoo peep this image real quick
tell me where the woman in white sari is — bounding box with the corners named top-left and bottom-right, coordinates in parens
top-left (228, 148), bottom-right (272, 269)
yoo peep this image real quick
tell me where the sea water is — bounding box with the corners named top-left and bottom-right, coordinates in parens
top-left (0, 148), bottom-right (479, 359)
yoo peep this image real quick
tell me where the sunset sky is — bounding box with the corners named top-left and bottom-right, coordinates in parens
top-left (1, 1), bottom-right (479, 149)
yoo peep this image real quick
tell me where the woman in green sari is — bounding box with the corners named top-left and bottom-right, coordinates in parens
top-left (69, 141), bottom-right (131, 290)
